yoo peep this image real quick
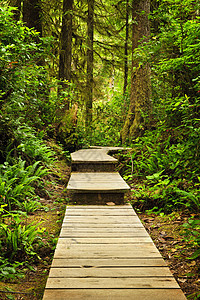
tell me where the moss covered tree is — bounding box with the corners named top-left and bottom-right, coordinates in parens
top-left (121, 0), bottom-right (151, 143)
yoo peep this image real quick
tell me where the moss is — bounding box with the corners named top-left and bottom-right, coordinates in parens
top-left (56, 105), bottom-right (78, 151)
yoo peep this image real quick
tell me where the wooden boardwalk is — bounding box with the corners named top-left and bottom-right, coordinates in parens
top-left (43, 148), bottom-right (186, 299)
top-left (43, 205), bottom-right (186, 299)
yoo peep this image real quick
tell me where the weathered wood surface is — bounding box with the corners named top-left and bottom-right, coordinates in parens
top-left (67, 172), bottom-right (130, 193)
top-left (43, 289), bottom-right (187, 300)
top-left (57, 237), bottom-right (152, 243)
top-left (63, 215), bottom-right (142, 223)
top-left (71, 147), bottom-right (130, 172)
top-left (89, 146), bottom-right (131, 151)
top-left (51, 258), bottom-right (167, 267)
top-left (71, 149), bottom-right (117, 163)
top-left (43, 206), bottom-right (186, 300)
top-left (67, 205), bottom-right (132, 208)
top-left (46, 277), bottom-right (180, 289)
top-left (60, 229), bottom-right (150, 236)
top-left (48, 266), bottom-right (173, 277)
top-left (54, 244), bottom-right (162, 258)
top-left (69, 148), bottom-right (130, 202)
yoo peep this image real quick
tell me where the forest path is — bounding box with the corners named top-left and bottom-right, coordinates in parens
top-left (43, 147), bottom-right (186, 299)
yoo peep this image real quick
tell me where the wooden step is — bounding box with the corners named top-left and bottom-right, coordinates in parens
top-left (67, 172), bottom-right (130, 204)
top-left (71, 149), bottom-right (117, 172)
top-left (67, 173), bottom-right (130, 193)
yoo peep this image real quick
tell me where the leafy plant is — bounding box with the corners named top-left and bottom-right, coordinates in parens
top-left (0, 257), bottom-right (24, 281)
top-left (182, 218), bottom-right (200, 259)
top-left (15, 125), bottom-right (56, 165)
top-left (0, 160), bottom-right (50, 210)
top-left (16, 199), bottom-right (43, 214)
top-left (0, 217), bottom-right (45, 262)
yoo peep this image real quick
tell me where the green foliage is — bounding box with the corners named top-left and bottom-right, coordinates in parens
top-left (149, 0), bottom-right (200, 101)
top-left (0, 6), bottom-right (57, 163)
top-left (0, 221), bottom-right (44, 261)
top-left (0, 160), bottom-right (49, 210)
top-left (123, 0), bottom-right (200, 214)
top-left (56, 107), bottom-right (78, 152)
top-left (182, 218), bottom-right (200, 260)
top-left (0, 256), bottom-right (24, 281)
top-left (15, 125), bottom-right (56, 165)
top-left (123, 122), bottom-right (199, 212)
top-left (0, 205), bottom-right (45, 263)
top-left (78, 93), bottom-right (128, 147)
top-left (17, 199), bottom-right (43, 214)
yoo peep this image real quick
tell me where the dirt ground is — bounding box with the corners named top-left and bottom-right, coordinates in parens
top-left (138, 210), bottom-right (200, 299)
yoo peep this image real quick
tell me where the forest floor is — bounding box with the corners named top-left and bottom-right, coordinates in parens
top-left (0, 159), bottom-right (199, 300)
top-left (138, 210), bottom-right (200, 299)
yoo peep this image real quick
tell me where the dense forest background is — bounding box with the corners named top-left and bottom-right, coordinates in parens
top-left (0, 0), bottom-right (199, 299)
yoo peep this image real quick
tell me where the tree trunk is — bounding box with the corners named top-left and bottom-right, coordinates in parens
top-left (121, 0), bottom-right (151, 143)
top-left (23, 0), bottom-right (42, 35)
top-left (9, 0), bottom-right (22, 21)
top-left (58, 0), bottom-right (73, 110)
top-left (85, 0), bottom-right (94, 131)
top-left (123, 0), bottom-right (129, 97)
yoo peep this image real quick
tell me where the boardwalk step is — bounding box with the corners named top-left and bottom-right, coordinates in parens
top-left (67, 172), bottom-right (130, 204)
top-left (71, 149), bottom-right (118, 172)
top-left (67, 173), bottom-right (130, 192)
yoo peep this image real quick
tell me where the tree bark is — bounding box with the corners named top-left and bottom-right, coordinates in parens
top-left (121, 0), bottom-right (151, 143)
top-left (9, 0), bottom-right (22, 21)
top-left (85, 0), bottom-right (94, 131)
top-left (23, 0), bottom-right (42, 35)
top-left (59, 0), bottom-right (73, 106)
top-left (123, 0), bottom-right (129, 97)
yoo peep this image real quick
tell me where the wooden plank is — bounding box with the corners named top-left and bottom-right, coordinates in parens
top-left (51, 258), bottom-right (167, 268)
top-left (66, 210), bottom-right (136, 216)
top-left (63, 216), bottom-right (142, 223)
top-left (43, 289), bottom-right (187, 300)
top-left (67, 205), bottom-right (132, 209)
top-left (57, 237), bottom-right (152, 243)
top-left (60, 226), bottom-right (148, 232)
top-left (68, 172), bottom-right (124, 181)
top-left (46, 277), bottom-right (180, 289)
top-left (62, 224), bottom-right (144, 229)
top-left (89, 146), bottom-right (131, 151)
top-left (54, 244), bottom-right (161, 258)
top-left (48, 267), bottom-right (173, 278)
top-left (60, 230), bottom-right (150, 237)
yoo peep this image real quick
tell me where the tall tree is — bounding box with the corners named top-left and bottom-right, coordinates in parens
top-left (23, 0), bottom-right (42, 35)
top-left (58, 0), bottom-right (73, 111)
top-left (123, 0), bottom-right (129, 97)
top-left (121, 0), bottom-right (151, 143)
top-left (85, 0), bottom-right (94, 131)
top-left (9, 0), bottom-right (22, 21)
